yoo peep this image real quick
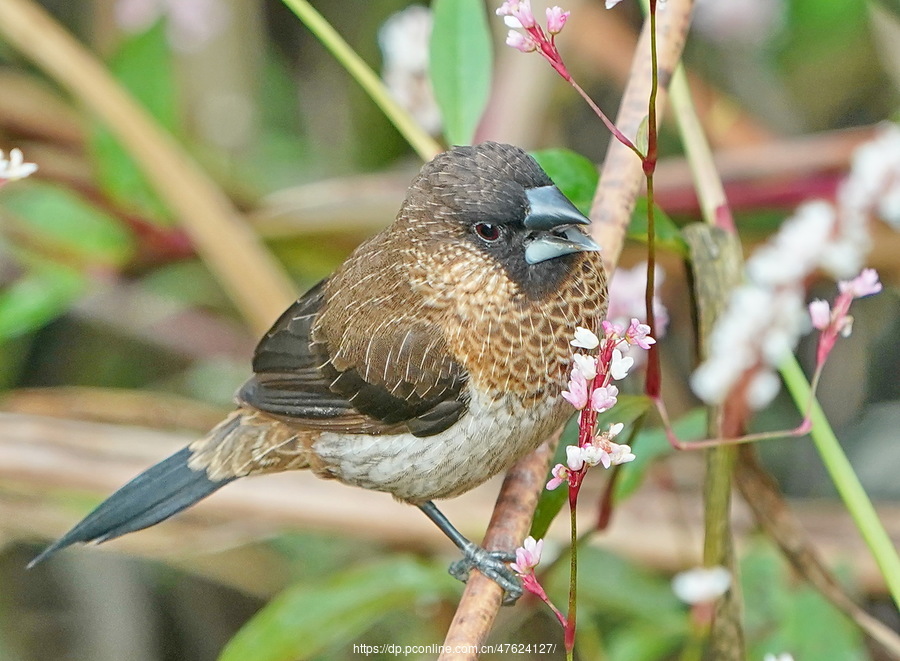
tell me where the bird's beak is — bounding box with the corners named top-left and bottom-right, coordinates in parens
top-left (523, 185), bottom-right (601, 265)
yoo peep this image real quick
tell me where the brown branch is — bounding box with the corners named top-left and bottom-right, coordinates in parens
top-left (439, 0), bottom-right (696, 655)
top-left (438, 436), bottom-right (559, 660)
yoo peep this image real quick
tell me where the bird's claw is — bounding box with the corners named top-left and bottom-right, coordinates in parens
top-left (448, 545), bottom-right (523, 605)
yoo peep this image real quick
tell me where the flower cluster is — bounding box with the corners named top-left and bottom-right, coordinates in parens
top-left (496, 1), bottom-right (571, 79)
top-left (510, 321), bottom-right (653, 616)
top-left (0, 149), bottom-right (37, 184)
top-left (692, 124), bottom-right (900, 409)
top-left (548, 320), bottom-right (653, 491)
top-left (379, 6), bottom-right (441, 135)
top-left (809, 268), bottom-right (882, 366)
top-left (115, 0), bottom-right (229, 52)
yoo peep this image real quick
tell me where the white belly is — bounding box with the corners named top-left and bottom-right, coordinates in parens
top-left (311, 390), bottom-right (568, 502)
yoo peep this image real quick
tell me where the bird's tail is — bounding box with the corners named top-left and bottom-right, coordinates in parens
top-left (28, 408), bottom-right (295, 567)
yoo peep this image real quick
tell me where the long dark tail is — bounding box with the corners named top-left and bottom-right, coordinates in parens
top-left (28, 447), bottom-right (233, 568)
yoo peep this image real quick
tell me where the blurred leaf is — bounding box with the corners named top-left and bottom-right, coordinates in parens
top-left (629, 199), bottom-right (689, 256)
top-left (430, 0), bottom-right (493, 145)
top-left (615, 407), bottom-right (707, 501)
top-left (742, 540), bottom-right (870, 661)
top-left (242, 50), bottom-right (315, 193)
top-left (531, 149), bottom-right (599, 215)
top-left (531, 396), bottom-right (651, 538)
top-left (605, 622), bottom-right (685, 661)
top-left (2, 183), bottom-right (135, 267)
top-left (91, 22), bottom-right (176, 223)
top-left (530, 420), bottom-right (572, 540)
top-left (549, 546), bottom-right (684, 622)
top-left (0, 257), bottom-right (85, 340)
top-left (219, 557), bottom-right (459, 661)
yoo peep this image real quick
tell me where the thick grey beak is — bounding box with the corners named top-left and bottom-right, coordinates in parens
top-left (523, 185), bottom-right (601, 265)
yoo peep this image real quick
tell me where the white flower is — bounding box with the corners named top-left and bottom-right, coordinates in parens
top-left (0, 148), bottom-right (37, 181)
top-left (572, 352), bottom-right (598, 380)
top-left (609, 349), bottom-right (634, 380)
top-left (808, 299), bottom-right (831, 330)
top-left (380, 6), bottom-right (441, 135)
top-left (672, 566), bottom-right (732, 604)
top-left (571, 326), bottom-right (600, 349)
top-left (608, 443), bottom-right (635, 466)
top-left (565, 445), bottom-right (585, 471)
top-left (763, 654), bottom-right (794, 661)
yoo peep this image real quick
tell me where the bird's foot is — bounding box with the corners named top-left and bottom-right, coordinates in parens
top-left (448, 543), bottom-right (523, 605)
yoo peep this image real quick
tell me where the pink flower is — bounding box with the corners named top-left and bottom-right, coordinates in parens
top-left (545, 6), bottom-right (569, 34)
top-left (839, 268), bottom-right (882, 298)
top-left (610, 349), bottom-right (634, 380)
top-left (562, 369), bottom-right (589, 409)
top-left (601, 319), bottom-right (624, 339)
top-left (546, 463), bottom-right (569, 490)
top-left (511, 535), bottom-right (543, 574)
top-left (626, 318), bottom-right (656, 349)
top-left (572, 326), bottom-right (600, 349)
top-left (590, 385), bottom-right (619, 413)
top-left (505, 29), bottom-right (537, 52)
top-left (607, 263), bottom-right (670, 338)
top-left (808, 299), bottom-right (831, 330)
top-left (496, 0), bottom-right (536, 29)
top-left (572, 353), bottom-right (598, 380)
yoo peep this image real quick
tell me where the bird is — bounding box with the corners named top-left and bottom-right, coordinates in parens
top-left (29, 142), bottom-right (608, 601)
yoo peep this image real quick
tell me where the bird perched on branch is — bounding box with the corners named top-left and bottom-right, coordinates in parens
top-left (31, 142), bottom-right (608, 602)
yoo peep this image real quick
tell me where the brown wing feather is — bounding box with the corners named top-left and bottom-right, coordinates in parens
top-left (237, 234), bottom-right (469, 437)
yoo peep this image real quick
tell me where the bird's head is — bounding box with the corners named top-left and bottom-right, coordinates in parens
top-left (398, 142), bottom-right (601, 300)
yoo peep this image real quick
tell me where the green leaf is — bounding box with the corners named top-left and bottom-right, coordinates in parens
top-left (429, 0), bottom-right (493, 145)
top-left (531, 149), bottom-right (599, 215)
top-left (0, 257), bottom-right (86, 340)
top-left (635, 114), bottom-right (650, 157)
top-left (629, 198), bottom-right (689, 256)
top-left (549, 546), bottom-right (685, 621)
top-left (90, 22), bottom-right (177, 223)
top-left (2, 183), bottom-right (135, 267)
top-left (219, 557), bottom-right (459, 661)
top-left (530, 417), bottom-right (577, 539)
top-left (742, 540), bottom-right (870, 661)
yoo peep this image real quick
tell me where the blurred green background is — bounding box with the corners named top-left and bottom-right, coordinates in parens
top-left (0, 0), bottom-right (898, 659)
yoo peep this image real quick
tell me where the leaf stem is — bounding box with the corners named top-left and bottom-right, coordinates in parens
top-left (780, 355), bottom-right (900, 609)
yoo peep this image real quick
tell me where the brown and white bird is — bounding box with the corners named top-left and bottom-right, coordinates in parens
top-left (30, 142), bottom-right (608, 600)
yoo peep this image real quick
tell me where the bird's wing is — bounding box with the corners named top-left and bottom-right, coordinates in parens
top-left (237, 280), bottom-right (469, 437)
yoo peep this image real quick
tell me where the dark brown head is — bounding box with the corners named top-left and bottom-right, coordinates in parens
top-left (397, 142), bottom-right (601, 300)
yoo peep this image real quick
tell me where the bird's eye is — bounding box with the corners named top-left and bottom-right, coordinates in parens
top-left (474, 222), bottom-right (501, 242)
